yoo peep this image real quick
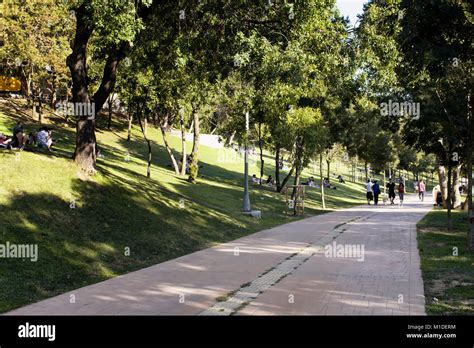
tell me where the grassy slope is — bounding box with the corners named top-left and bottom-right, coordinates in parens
top-left (0, 98), bottom-right (366, 312)
top-left (417, 209), bottom-right (474, 315)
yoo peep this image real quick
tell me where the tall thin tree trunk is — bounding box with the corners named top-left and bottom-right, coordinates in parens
top-left (180, 113), bottom-right (187, 176)
top-left (258, 123), bottom-right (264, 185)
top-left (127, 114), bottom-right (133, 142)
top-left (292, 164), bottom-right (301, 215)
top-left (38, 93), bottom-right (42, 124)
top-left (31, 86), bottom-right (36, 119)
top-left (161, 126), bottom-right (179, 175)
top-left (188, 107), bottom-right (200, 183)
top-left (447, 158), bottom-right (453, 231)
top-left (326, 159), bottom-right (330, 183)
top-left (452, 163), bottom-right (462, 209)
top-left (467, 145), bottom-right (474, 249)
top-left (467, 91), bottom-right (474, 249)
top-left (275, 146), bottom-right (281, 191)
top-left (50, 77), bottom-right (56, 108)
top-left (364, 161), bottom-right (369, 182)
top-left (107, 96), bottom-right (113, 130)
top-left (278, 165), bottom-right (295, 193)
top-left (320, 153), bottom-right (326, 210)
top-left (136, 108), bottom-right (151, 178)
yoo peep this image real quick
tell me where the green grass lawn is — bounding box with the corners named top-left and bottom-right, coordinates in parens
top-left (417, 209), bottom-right (474, 315)
top-left (0, 98), bottom-right (366, 313)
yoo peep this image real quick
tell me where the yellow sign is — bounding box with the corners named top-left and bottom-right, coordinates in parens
top-left (0, 76), bottom-right (22, 92)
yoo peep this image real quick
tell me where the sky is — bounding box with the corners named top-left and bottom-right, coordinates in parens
top-left (336, 0), bottom-right (368, 25)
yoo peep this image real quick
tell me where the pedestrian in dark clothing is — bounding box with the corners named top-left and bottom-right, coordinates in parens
top-left (386, 178), bottom-right (396, 205)
top-left (373, 180), bottom-right (381, 205)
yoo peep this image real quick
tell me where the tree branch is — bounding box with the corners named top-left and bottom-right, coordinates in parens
top-left (92, 42), bottom-right (128, 114)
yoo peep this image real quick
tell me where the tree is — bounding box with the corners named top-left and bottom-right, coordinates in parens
top-left (397, 0), bottom-right (473, 239)
top-left (66, 0), bottom-right (151, 173)
top-left (287, 107), bottom-right (328, 213)
top-left (1, 0), bottom-right (73, 115)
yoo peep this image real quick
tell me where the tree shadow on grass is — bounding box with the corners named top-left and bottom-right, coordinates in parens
top-left (0, 172), bottom-right (266, 313)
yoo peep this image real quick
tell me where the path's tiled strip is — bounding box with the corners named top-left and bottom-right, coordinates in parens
top-left (199, 214), bottom-right (375, 316)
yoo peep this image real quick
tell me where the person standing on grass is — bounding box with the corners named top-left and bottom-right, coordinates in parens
top-left (398, 182), bottom-right (405, 206)
top-left (372, 180), bottom-right (381, 205)
top-left (418, 180), bottom-right (426, 201)
top-left (386, 178), bottom-right (396, 205)
top-left (366, 179), bottom-right (373, 205)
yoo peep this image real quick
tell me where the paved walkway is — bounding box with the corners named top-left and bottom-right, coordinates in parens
top-left (7, 194), bottom-right (430, 315)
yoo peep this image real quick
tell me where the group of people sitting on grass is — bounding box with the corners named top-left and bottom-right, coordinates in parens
top-left (0, 121), bottom-right (54, 151)
top-left (252, 174), bottom-right (275, 186)
top-left (303, 177), bottom-right (337, 189)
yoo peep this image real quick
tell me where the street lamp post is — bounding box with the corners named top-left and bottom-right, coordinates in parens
top-left (242, 110), bottom-right (251, 212)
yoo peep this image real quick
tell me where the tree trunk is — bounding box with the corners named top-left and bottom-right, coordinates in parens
top-left (320, 153), bottom-right (326, 210)
top-left (326, 159), bottom-right (330, 183)
top-left (467, 89), bottom-right (473, 249)
top-left (27, 67), bottom-right (33, 108)
top-left (136, 109), bottom-right (151, 178)
top-left (258, 123), bottom-right (264, 185)
top-left (50, 77), bottom-right (56, 108)
top-left (452, 163), bottom-right (462, 209)
top-left (278, 165), bottom-right (295, 193)
top-left (228, 131), bottom-right (236, 146)
top-left (20, 67), bottom-right (29, 97)
top-left (127, 114), bottom-right (133, 141)
top-left (352, 161), bottom-right (356, 182)
top-left (467, 146), bottom-right (474, 249)
top-left (447, 159), bottom-right (453, 231)
top-left (31, 87), bottom-right (36, 119)
top-left (107, 96), bottom-right (113, 130)
top-left (65, 85), bottom-right (70, 122)
top-left (161, 126), bottom-right (180, 175)
top-left (188, 107), bottom-right (200, 183)
top-left (188, 119), bottom-right (194, 135)
top-left (38, 93), bottom-right (42, 124)
top-left (66, 2), bottom-right (126, 173)
top-left (438, 164), bottom-right (448, 207)
top-left (66, 3), bottom-right (95, 173)
top-left (292, 164), bottom-right (301, 215)
top-left (180, 113), bottom-right (187, 176)
top-left (275, 146), bottom-right (281, 191)
top-left (364, 160), bottom-right (368, 182)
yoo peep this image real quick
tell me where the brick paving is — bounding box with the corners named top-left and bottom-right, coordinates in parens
top-left (7, 195), bottom-right (430, 315)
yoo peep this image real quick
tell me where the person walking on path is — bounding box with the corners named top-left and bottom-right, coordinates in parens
top-left (372, 180), bottom-right (381, 205)
top-left (418, 180), bottom-right (426, 201)
top-left (386, 178), bottom-right (396, 205)
top-left (398, 182), bottom-right (405, 206)
top-left (366, 179), bottom-right (373, 205)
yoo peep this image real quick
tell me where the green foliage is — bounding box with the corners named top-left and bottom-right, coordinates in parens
top-left (0, 0), bottom-right (74, 94)
top-left (287, 106), bottom-right (328, 169)
top-left (397, 0), bottom-right (473, 163)
top-left (87, 0), bottom-right (150, 45)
